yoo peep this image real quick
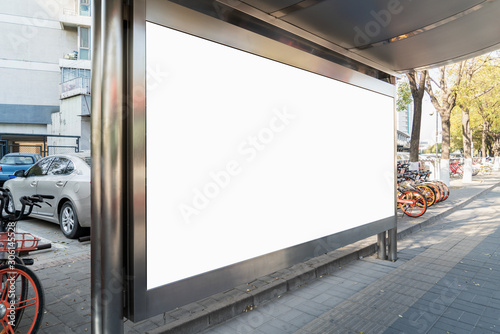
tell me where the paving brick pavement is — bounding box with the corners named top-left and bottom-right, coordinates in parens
top-left (11, 171), bottom-right (500, 333)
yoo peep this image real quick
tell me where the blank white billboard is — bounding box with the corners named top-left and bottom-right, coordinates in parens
top-left (146, 22), bottom-right (395, 290)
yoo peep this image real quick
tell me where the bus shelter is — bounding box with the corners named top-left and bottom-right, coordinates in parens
top-left (91, 0), bottom-right (500, 332)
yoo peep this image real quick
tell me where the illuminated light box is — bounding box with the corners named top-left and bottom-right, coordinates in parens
top-left (145, 22), bottom-right (395, 290)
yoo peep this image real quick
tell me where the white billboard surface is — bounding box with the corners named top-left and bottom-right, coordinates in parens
top-left (146, 22), bottom-right (394, 289)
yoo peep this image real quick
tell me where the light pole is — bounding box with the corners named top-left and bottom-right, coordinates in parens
top-left (429, 110), bottom-right (440, 180)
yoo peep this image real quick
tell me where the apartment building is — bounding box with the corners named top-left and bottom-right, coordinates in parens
top-left (0, 0), bottom-right (91, 156)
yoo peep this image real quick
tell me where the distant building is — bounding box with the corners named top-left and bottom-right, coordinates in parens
top-left (397, 103), bottom-right (413, 136)
top-left (0, 0), bottom-right (91, 156)
top-left (397, 130), bottom-right (410, 152)
top-left (396, 103), bottom-right (413, 152)
top-left (419, 140), bottom-right (433, 153)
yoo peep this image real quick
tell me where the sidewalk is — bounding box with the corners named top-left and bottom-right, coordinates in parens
top-left (29, 171), bottom-right (500, 333)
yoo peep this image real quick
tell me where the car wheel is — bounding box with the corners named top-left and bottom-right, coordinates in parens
top-left (59, 202), bottom-right (84, 239)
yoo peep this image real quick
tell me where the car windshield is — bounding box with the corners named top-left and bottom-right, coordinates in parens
top-left (0, 155), bottom-right (34, 165)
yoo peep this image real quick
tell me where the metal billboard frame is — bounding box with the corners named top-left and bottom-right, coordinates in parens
top-left (124, 0), bottom-right (397, 322)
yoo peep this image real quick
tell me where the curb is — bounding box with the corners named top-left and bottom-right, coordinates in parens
top-left (147, 179), bottom-right (500, 334)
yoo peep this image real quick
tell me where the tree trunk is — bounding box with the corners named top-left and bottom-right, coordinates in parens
top-left (493, 135), bottom-right (500, 171)
top-left (482, 121), bottom-right (488, 163)
top-left (407, 71), bottom-right (427, 171)
top-left (439, 113), bottom-right (451, 185)
top-left (461, 107), bottom-right (473, 182)
top-left (409, 97), bottom-right (423, 170)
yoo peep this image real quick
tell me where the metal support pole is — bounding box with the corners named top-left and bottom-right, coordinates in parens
top-left (387, 227), bottom-right (398, 261)
top-left (90, 0), bottom-right (103, 332)
top-left (377, 231), bottom-right (387, 260)
top-left (91, 0), bottom-right (125, 332)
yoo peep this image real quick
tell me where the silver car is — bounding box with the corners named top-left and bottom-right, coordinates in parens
top-left (4, 154), bottom-right (91, 239)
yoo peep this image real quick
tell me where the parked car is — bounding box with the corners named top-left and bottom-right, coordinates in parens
top-left (4, 154), bottom-right (91, 239)
top-left (0, 153), bottom-right (42, 185)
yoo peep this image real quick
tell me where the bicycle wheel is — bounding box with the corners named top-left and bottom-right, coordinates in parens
top-left (425, 182), bottom-right (445, 202)
top-left (398, 190), bottom-right (427, 217)
top-left (0, 264), bottom-right (44, 334)
top-left (1, 261), bottom-right (28, 333)
top-left (415, 184), bottom-right (436, 206)
top-left (434, 181), bottom-right (449, 201)
top-left (423, 182), bottom-right (442, 203)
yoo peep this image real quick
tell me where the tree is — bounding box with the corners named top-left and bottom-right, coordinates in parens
top-left (472, 58), bottom-right (500, 164)
top-left (396, 80), bottom-right (412, 113)
top-left (455, 54), bottom-right (500, 171)
top-left (456, 59), bottom-right (485, 182)
top-left (406, 71), bottom-right (427, 170)
top-left (425, 64), bottom-right (464, 185)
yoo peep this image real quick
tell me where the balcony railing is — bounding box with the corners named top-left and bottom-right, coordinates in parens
top-left (60, 77), bottom-right (91, 99)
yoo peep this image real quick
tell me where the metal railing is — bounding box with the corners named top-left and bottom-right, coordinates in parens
top-left (0, 134), bottom-right (81, 159)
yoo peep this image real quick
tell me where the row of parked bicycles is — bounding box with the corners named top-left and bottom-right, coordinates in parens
top-left (449, 160), bottom-right (493, 177)
top-left (397, 163), bottom-right (450, 218)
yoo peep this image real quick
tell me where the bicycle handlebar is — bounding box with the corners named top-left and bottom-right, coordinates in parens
top-left (0, 189), bottom-right (54, 223)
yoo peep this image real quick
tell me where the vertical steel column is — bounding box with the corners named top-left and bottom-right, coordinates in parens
top-left (389, 80), bottom-right (398, 263)
top-left (377, 231), bottom-right (387, 260)
top-left (91, 0), bottom-right (125, 332)
top-left (388, 227), bottom-right (398, 261)
top-left (91, 0), bottom-right (103, 332)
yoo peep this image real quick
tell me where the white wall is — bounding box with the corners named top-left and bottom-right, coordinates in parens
top-left (0, 124), bottom-right (46, 134)
top-left (47, 95), bottom-right (86, 151)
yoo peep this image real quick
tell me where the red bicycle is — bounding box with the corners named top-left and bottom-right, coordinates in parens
top-left (449, 161), bottom-right (463, 176)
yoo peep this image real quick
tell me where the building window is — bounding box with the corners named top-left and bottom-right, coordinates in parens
top-left (80, 0), bottom-right (91, 16)
top-left (79, 27), bottom-right (91, 60)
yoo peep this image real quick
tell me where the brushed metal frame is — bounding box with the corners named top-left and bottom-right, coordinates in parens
top-left (125, 0), bottom-right (397, 322)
